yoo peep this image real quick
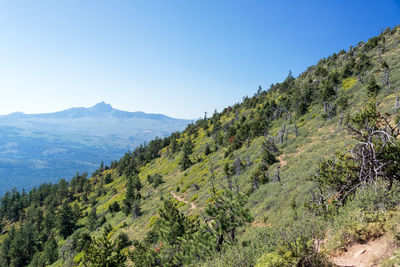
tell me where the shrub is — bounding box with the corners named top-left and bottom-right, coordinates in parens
top-left (342, 77), bottom-right (357, 90)
top-left (108, 201), bottom-right (120, 213)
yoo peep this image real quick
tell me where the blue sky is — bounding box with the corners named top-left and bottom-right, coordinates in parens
top-left (0, 1), bottom-right (399, 119)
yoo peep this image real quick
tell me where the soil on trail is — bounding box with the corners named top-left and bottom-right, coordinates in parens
top-left (330, 235), bottom-right (397, 267)
top-left (277, 155), bottom-right (287, 167)
top-left (170, 192), bottom-right (197, 210)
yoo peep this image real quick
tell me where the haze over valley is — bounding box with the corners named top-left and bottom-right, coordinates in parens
top-left (0, 101), bottom-right (189, 193)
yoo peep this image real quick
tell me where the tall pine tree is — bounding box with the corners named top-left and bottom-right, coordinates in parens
top-left (180, 138), bottom-right (193, 170)
top-left (57, 201), bottom-right (76, 239)
top-left (123, 175), bottom-right (142, 218)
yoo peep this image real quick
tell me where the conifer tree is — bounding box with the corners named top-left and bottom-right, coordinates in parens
top-left (158, 200), bottom-right (196, 246)
top-left (43, 237), bottom-right (58, 265)
top-left (83, 224), bottom-right (126, 266)
top-left (0, 226), bottom-right (14, 266)
top-left (381, 61), bottom-right (391, 90)
top-left (180, 138), bottom-right (193, 170)
top-left (72, 202), bottom-right (81, 222)
top-left (203, 177), bottom-right (253, 252)
top-left (124, 158), bottom-right (138, 177)
top-left (129, 240), bottom-right (160, 267)
top-left (123, 175), bottom-right (142, 218)
top-left (57, 201), bottom-right (76, 239)
top-left (366, 76), bottom-right (380, 96)
top-left (204, 143), bottom-right (212, 155)
top-left (87, 207), bottom-right (98, 231)
top-left (262, 138), bottom-right (278, 167)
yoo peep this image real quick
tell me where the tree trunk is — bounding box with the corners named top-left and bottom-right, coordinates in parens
top-left (276, 166), bottom-right (280, 182)
top-left (216, 234), bottom-right (224, 252)
top-left (323, 102), bottom-right (329, 113)
top-left (279, 125), bottom-right (286, 144)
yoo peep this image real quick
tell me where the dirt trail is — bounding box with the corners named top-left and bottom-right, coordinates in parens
top-left (277, 155), bottom-right (287, 167)
top-left (170, 192), bottom-right (197, 210)
top-left (330, 235), bottom-right (397, 267)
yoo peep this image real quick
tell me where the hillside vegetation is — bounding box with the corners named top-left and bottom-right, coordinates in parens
top-left (0, 26), bottom-right (400, 266)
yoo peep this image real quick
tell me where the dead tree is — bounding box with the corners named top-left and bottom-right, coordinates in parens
top-left (334, 85), bottom-right (338, 99)
top-left (235, 156), bottom-right (242, 176)
top-left (275, 166), bottom-right (281, 182)
top-left (246, 155), bottom-right (251, 167)
top-left (252, 172), bottom-right (260, 190)
top-left (323, 102), bottom-right (336, 119)
top-left (345, 115), bottom-right (400, 190)
top-left (323, 102), bottom-right (330, 113)
top-left (339, 113), bottom-right (344, 126)
top-left (357, 73), bottom-right (364, 84)
top-left (382, 61), bottom-right (391, 90)
top-left (279, 125), bottom-right (286, 144)
top-left (246, 138), bottom-right (251, 148)
top-left (318, 104), bottom-right (400, 202)
top-left (379, 37), bottom-right (386, 55)
top-left (222, 164), bottom-right (233, 190)
top-left (395, 96), bottom-right (399, 110)
top-left (192, 183), bottom-right (200, 191)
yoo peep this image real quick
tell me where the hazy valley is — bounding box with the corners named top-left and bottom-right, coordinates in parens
top-left (0, 102), bottom-right (189, 193)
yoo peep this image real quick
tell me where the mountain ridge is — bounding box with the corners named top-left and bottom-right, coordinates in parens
top-left (3, 101), bottom-right (185, 121)
top-left (0, 102), bottom-right (190, 194)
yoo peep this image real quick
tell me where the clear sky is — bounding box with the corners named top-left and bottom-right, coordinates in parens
top-left (0, 1), bottom-right (399, 119)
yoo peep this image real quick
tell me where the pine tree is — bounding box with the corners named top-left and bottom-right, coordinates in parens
top-left (87, 207), bottom-right (98, 231)
top-left (170, 137), bottom-right (179, 153)
top-left (129, 240), bottom-right (160, 267)
top-left (158, 200), bottom-right (194, 246)
top-left (123, 175), bottom-right (142, 218)
top-left (180, 138), bottom-right (193, 170)
top-left (42, 212), bottom-right (56, 238)
top-left (204, 143), bottom-right (212, 155)
top-left (0, 226), bottom-right (14, 266)
top-left (124, 158), bottom-right (138, 177)
top-left (7, 223), bottom-right (39, 266)
top-left (43, 237), bottom-right (58, 265)
top-left (57, 201), bottom-right (76, 239)
top-left (72, 202), bottom-right (81, 222)
top-left (203, 180), bottom-right (253, 252)
top-left (157, 200), bottom-right (200, 265)
top-left (261, 137), bottom-right (278, 168)
top-left (83, 224), bottom-right (126, 266)
top-left (366, 76), bottom-right (380, 96)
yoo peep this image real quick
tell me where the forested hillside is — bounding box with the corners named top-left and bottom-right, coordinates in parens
top-left (0, 26), bottom-right (400, 266)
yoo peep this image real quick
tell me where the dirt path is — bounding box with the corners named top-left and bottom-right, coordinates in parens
top-left (170, 192), bottom-right (197, 210)
top-left (277, 155), bottom-right (287, 167)
top-left (251, 221), bottom-right (270, 227)
top-left (330, 235), bottom-right (397, 267)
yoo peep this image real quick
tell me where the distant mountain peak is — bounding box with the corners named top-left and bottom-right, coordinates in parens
top-left (9, 112), bottom-right (25, 117)
top-left (91, 101), bottom-right (113, 112)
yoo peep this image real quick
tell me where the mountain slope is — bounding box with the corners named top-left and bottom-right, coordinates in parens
top-left (0, 26), bottom-right (399, 266)
top-left (0, 102), bottom-right (190, 194)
